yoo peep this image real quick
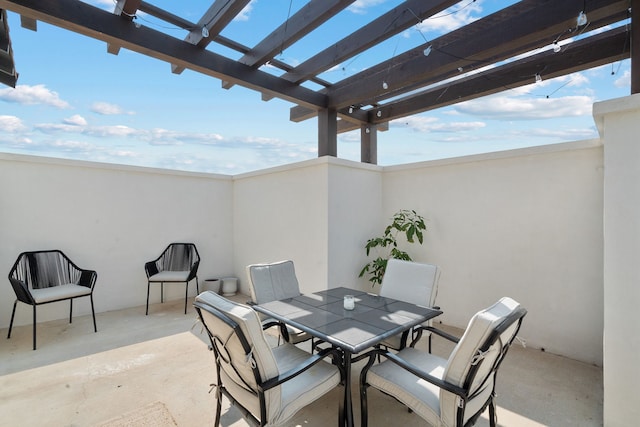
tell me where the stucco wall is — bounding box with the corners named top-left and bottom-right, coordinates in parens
top-left (0, 154), bottom-right (234, 326)
top-left (382, 141), bottom-right (604, 365)
top-left (594, 93), bottom-right (640, 426)
top-left (0, 141), bottom-right (605, 367)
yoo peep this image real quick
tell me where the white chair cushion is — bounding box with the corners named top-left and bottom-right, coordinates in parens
top-left (368, 347), bottom-right (446, 426)
top-left (31, 283), bottom-right (91, 303)
top-left (246, 260), bottom-right (301, 305)
top-left (271, 343), bottom-right (341, 425)
top-left (195, 291), bottom-right (280, 420)
top-left (440, 297), bottom-right (521, 426)
top-left (148, 270), bottom-right (190, 282)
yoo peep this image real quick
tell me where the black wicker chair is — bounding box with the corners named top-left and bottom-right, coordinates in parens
top-left (145, 243), bottom-right (200, 315)
top-left (7, 249), bottom-right (98, 350)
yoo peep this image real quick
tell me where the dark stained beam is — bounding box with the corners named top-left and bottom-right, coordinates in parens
top-left (108, 0), bottom-right (141, 54)
top-left (238, 0), bottom-right (356, 68)
top-left (326, 0), bottom-right (630, 109)
top-left (631, 0), bottom-right (640, 93)
top-left (371, 26), bottom-right (630, 124)
top-left (172, 0), bottom-right (252, 74)
top-left (280, 0), bottom-right (459, 85)
top-left (0, 0), bottom-right (327, 108)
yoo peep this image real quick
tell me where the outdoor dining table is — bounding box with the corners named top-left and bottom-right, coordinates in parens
top-left (253, 286), bottom-right (442, 427)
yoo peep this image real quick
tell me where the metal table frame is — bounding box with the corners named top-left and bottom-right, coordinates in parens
top-left (253, 286), bottom-right (442, 427)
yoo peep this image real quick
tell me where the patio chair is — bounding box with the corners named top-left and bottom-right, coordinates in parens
top-left (145, 242), bottom-right (200, 315)
top-left (358, 297), bottom-right (527, 427)
top-left (246, 260), bottom-right (312, 345)
top-left (194, 291), bottom-right (344, 427)
top-left (378, 259), bottom-right (441, 351)
top-left (7, 249), bottom-right (98, 350)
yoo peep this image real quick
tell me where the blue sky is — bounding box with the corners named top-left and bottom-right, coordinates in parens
top-left (0, 0), bottom-right (632, 175)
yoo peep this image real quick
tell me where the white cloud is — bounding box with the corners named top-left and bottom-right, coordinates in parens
top-left (418, 0), bottom-right (483, 33)
top-left (235, 0), bottom-right (256, 21)
top-left (0, 115), bottom-right (27, 132)
top-left (614, 70), bottom-right (630, 88)
top-left (455, 94), bottom-right (594, 120)
top-left (0, 84), bottom-right (71, 108)
top-left (63, 115), bottom-right (88, 126)
top-left (395, 116), bottom-right (485, 133)
top-left (348, 0), bottom-right (387, 15)
top-left (91, 102), bottom-right (132, 115)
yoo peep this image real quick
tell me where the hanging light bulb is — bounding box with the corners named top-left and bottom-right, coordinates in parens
top-left (348, 106), bottom-right (354, 114)
top-left (535, 73), bottom-right (542, 83)
top-left (423, 45), bottom-right (432, 57)
top-left (365, 127), bottom-right (370, 134)
top-left (553, 42), bottom-right (561, 53)
top-left (376, 110), bottom-right (382, 117)
top-left (457, 67), bottom-right (463, 72)
top-left (201, 27), bottom-right (209, 38)
top-left (577, 11), bottom-right (588, 26)
top-left (382, 81), bottom-right (389, 90)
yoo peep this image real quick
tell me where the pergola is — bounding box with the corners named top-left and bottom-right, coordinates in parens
top-left (0, 0), bottom-right (637, 163)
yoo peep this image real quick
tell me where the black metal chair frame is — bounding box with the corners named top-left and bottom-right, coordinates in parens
top-left (145, 243), bottom-right (200, 315)
top-left (7, 249), bottom-right (98, 350)
top-left (194, 299), bottom-right (345, 427)
top-left (357, 307), bottom-right (527, 427)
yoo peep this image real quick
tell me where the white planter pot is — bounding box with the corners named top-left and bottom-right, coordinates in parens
top-left (221, 277), bottom-right (238, 296)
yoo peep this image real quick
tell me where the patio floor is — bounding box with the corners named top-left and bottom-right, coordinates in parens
top-left (0, 294), bottom-right (603, 426)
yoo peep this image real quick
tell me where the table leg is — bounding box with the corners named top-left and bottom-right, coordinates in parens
top-left (343, 351), bottom-right (353, 427)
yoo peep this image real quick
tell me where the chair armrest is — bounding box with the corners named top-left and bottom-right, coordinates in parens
top-left (414, 325), bottom-right (460, 344)
top-left (145, 261), bottom-right (159, 277)
top-left (78, 269), bottom-right (97, 289)
top-left (383, 350), bottom-right (468, 398)
top-left (8, 277), bottom-right (34, 304)
top-left (357, 348), bottom-right (467, 400)
top-left (187, 260), bottom-right (200, 281)
top-left (259, 347), bottom-right (342, 392)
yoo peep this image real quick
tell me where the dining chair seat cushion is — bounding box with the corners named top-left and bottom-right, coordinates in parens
top-left (367, 347), bottom-right (447, 425)
top-left (271, 343), bottom-right (341, 425)
top-left (30, 283), bottom-right (92, 303)
top-left (148, 270), bottom-right (191, 282)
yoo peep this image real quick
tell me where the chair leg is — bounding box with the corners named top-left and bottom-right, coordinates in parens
top-left (196, 276), bottom-right (199, 294)
top-left (489, 398), bottom-right (497, 427)
top-left (146, 281), bottom-right (151, 315)
top-left (7, 300), bottom-right (17, 339)
top-left (90, 294), bottom-right (97, 332)
top-left (360, 383), bottom-right (368, 427)
top-left (161, 282), bottom-right (164, 303)
top-left (214, 383), bottom-right (222, 427)
top-left (32, 305), bottom-right (37, 351)
top-left (69, 299), bottom-right (73, 323)
top-left (184, 281), bottom-right (189, 315)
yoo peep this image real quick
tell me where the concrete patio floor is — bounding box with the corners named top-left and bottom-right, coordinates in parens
top-left (0, 294), bottom-right (603, 426)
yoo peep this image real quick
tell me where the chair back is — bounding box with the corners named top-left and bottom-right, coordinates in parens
top-left (194, 291), bottom-right (281, 421)
top-left (10, 250), bottom-right (81, 291)
top-left (379, 259), bottom-right (440, 307)
top-left (159, 243), bottom-right (199, 272)
top-left (440, 297), bottom-right (526, 426)
top-left (246, 260), bottom-right (301, 305)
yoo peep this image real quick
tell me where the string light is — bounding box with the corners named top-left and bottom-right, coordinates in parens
top-left (553, 42), bottom-right (561, 53)
top-left (423, 45), bottom-right (432, 57)
top-left (535, 73), bottom-right (542, 83)
top-left (348, 106), bottom-right (354, 114)
top-left (382, 81), bottom-right (389, 90)
top-left (376, 110), bottom-right (382, 117)
top-left (201, 27), bottom-right (209, 38)
top-left (577, 11), bottom-right (588, 27)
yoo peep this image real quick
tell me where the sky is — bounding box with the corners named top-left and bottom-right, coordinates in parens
top-left (0, 0), bottom-right (632, 175)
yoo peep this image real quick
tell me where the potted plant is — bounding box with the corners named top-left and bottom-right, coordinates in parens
top-left (359, 209), bottom-right (427, 286)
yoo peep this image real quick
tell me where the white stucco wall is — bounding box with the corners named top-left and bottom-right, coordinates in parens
top-left (1, 140), bottom-right (606, 368)
top-left (594, 93), bottom-right (640, 426)
top-left (0, 154), bottom-right (234, 326)
top-left (232, 159), bottom-right (331, 295)
top-left (381, 141), bottom-right (604, 365)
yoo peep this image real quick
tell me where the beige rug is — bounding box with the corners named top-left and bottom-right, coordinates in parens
top-left (96, 401), bottom-right (177, 427)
